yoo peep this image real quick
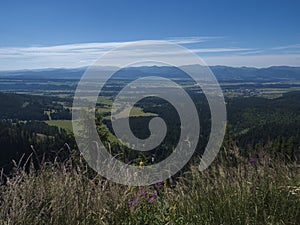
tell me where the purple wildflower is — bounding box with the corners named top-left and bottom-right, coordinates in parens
top-left (128, 199), bottom-right (138, 207)
top-left (157, 181), bottom-right (163, 188)
top-left (151, 193), bottom-right (158, 198)
top-left (147, 193), bottom-right (158, 203)
top-left (249, 157), bottom-right (256, 166)
top-left (138, 187), bottom-right (147, 196)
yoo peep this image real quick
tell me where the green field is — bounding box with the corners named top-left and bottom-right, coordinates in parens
top-left (45, 120), bottom-right (73, 133)
top-left (109, 106), bottom-right (158, 120)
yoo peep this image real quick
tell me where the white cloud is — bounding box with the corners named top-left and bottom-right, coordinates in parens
top-left (271, 44), bottom-right (300, 50)
top-left (0, 38), bottom-right (299, 70)
top-left (166, 36), bottom-right (223, 44)
top-left (191, 47), bottom-right (254, 53)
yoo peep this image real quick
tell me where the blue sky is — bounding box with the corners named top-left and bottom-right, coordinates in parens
top-left (0, 0), bottom-right (299, 69)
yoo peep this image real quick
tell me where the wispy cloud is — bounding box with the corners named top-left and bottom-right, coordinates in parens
top-left (0, 42), bottom-right (125, 57)
top-left (0, 38), bottom-right (299, 70)
top-left (0, 37), bottom-right (216, 58)
top-left (271, 44), bottom-right (300, 50)
top-left (0, 36), bottom-right (223, 58)
top-left (191, 47), bottom-right (254, 53)
top-left (166, 36), bottom-right (224, 44)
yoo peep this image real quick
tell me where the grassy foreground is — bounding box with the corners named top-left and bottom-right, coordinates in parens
top-left (0, 153), bottom-right (299, 225)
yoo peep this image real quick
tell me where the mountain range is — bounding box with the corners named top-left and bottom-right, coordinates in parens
top-left (1, 65), bottom-right (300, 82)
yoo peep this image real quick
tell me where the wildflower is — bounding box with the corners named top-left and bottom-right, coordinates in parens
top-left (229, 150), bottom-right (235, 155)
top-left (138, 186), bottom-right (147, 196)
top-left (157, 181), bottom-right (163, 188)
top-left (147, 198), bottom-right (154, 203)
top-left (249, 157), bottom-right (256, 166)
top-left (128, 199), bottom-right (138, 207)
top-left (228, 150), bottom-right (236, 160)
top-left (139, 161), bottom-right (144, 169)
top-left (151, 193), bottom-right (158, 198)
top-left (147, 193), bottom-right (158, 203)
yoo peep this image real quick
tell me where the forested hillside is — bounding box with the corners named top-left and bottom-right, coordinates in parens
top-left (1, 90), bottom-right (299, 174)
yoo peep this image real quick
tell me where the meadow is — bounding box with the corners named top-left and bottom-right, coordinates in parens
top-left (0, 151), bottom-right (299, 225)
